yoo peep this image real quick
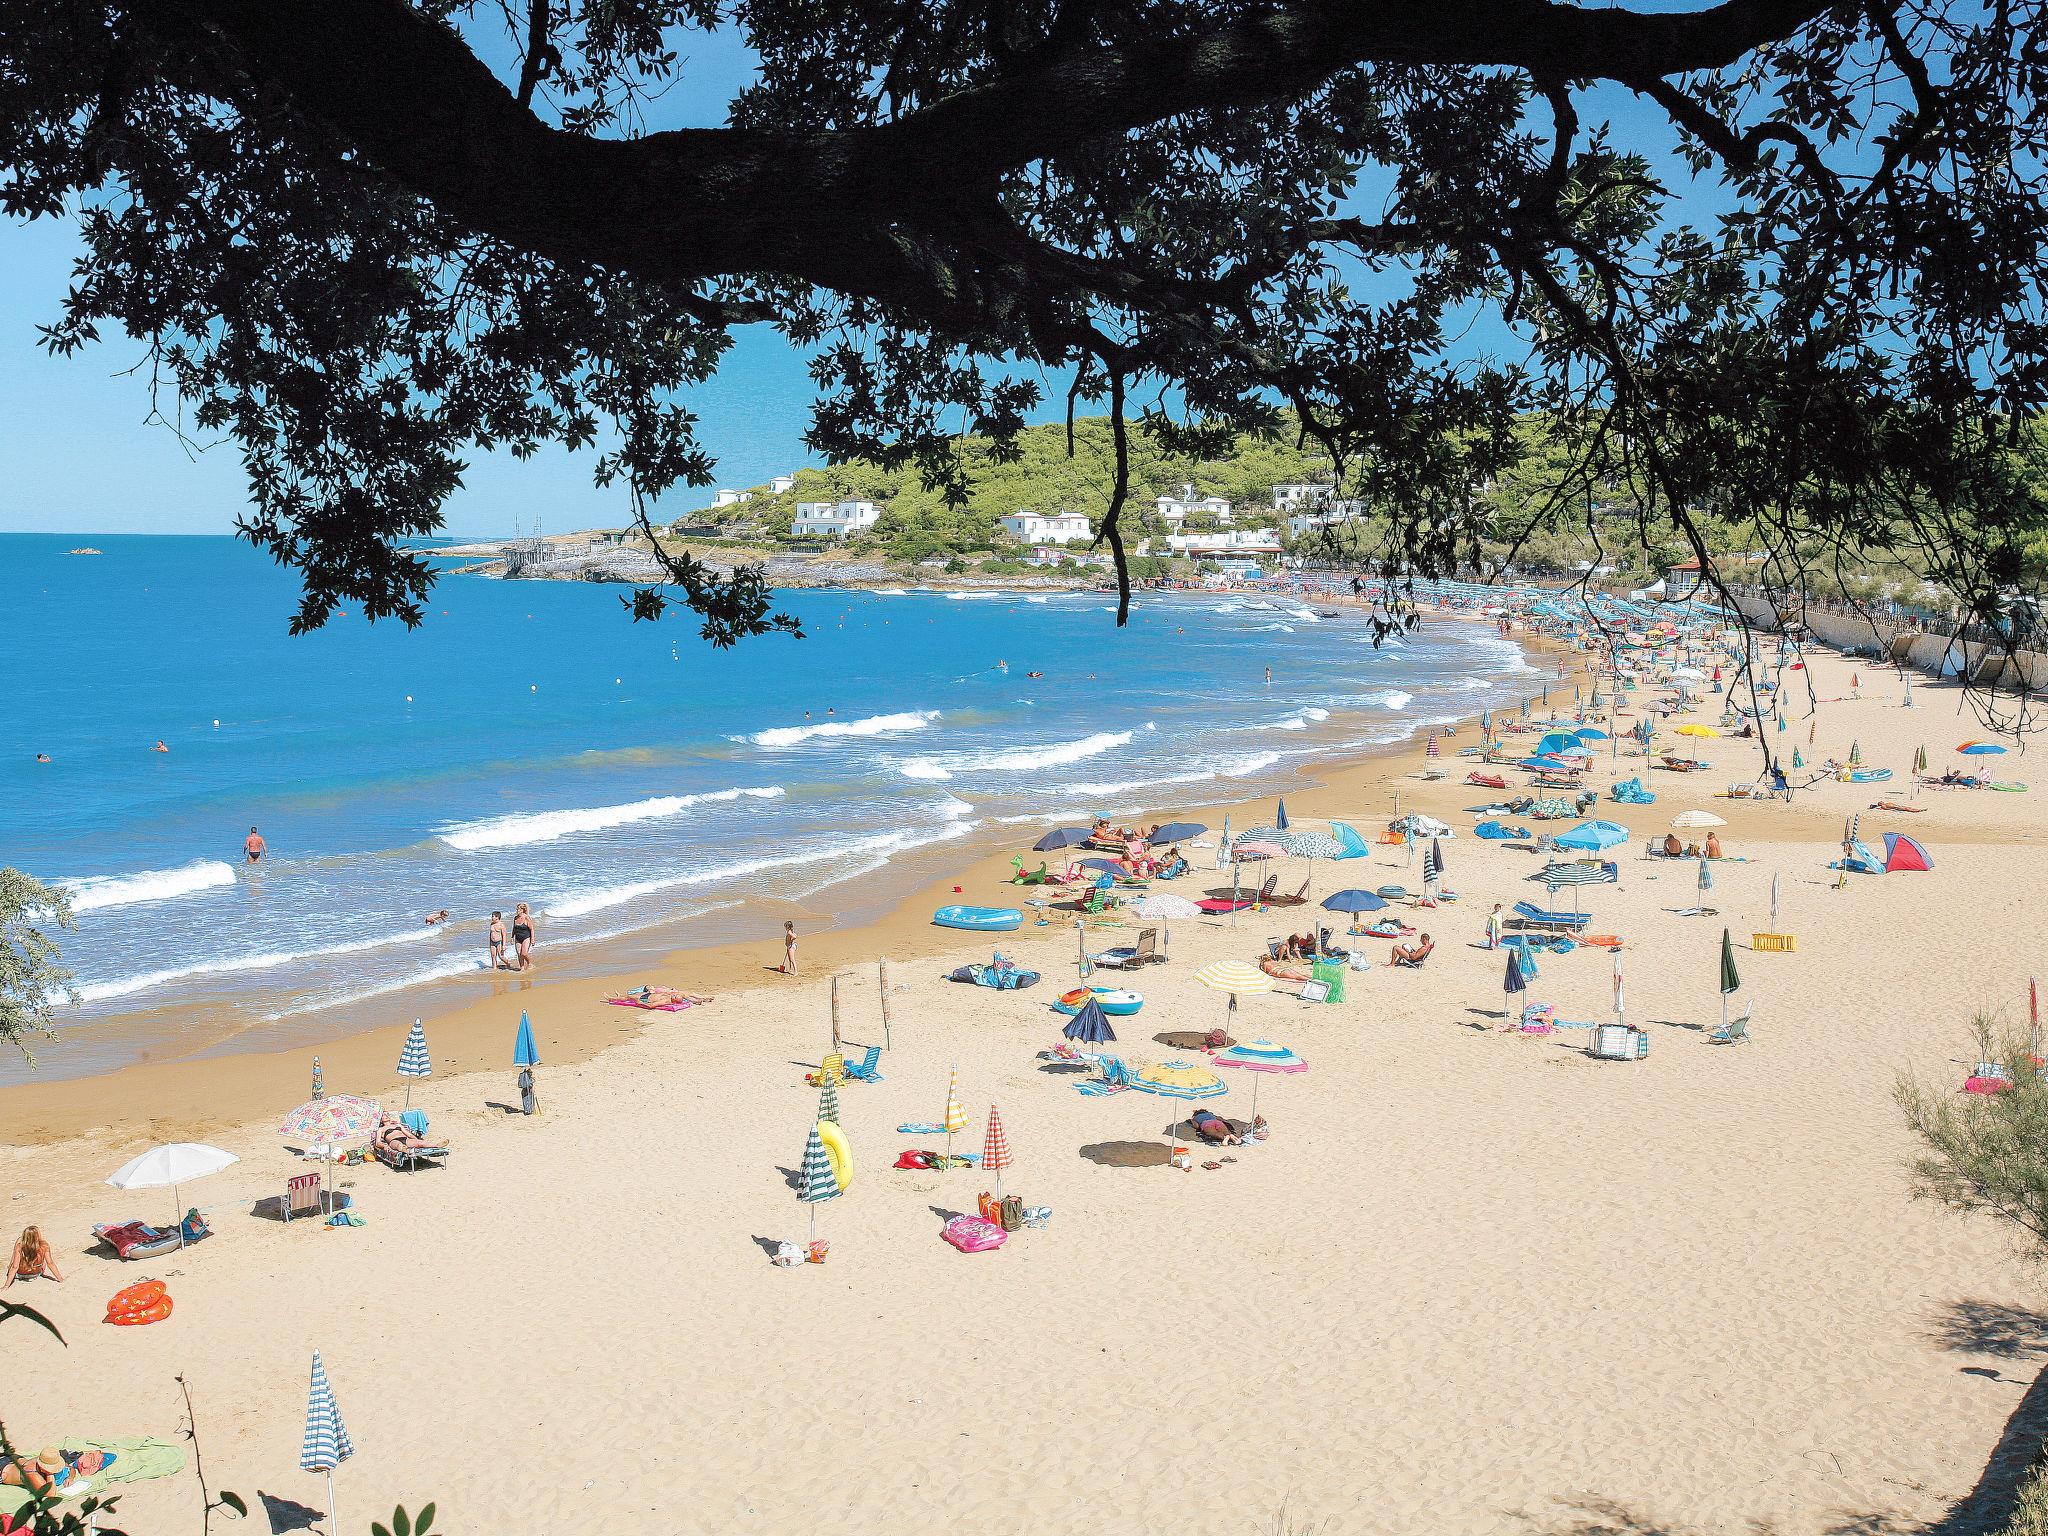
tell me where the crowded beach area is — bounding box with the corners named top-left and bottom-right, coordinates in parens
top-left (8, 593), bottom-right (2048, 1536)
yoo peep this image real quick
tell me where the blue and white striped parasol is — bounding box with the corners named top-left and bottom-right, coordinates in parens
top-left (300, 1349), bottom-right (355, 1531)
top-left (396, 1021), bottom-right (431, 1107)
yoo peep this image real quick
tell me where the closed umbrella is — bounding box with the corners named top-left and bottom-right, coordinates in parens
top-left (1275, 798), bottom-right (1290, 830)
top-left (299, 1350), bottom-right (355, 1536)
top-left (106, 1143), bottom-right (239, 1246)
top-left (1503, 947), bottom-right (1526, 1026)
top-left (942, 1068), bottom-right (968, 1160)
top-left (816, 1079), bottom-right (841, 1127)
top-left (1697, 856), bottom-right (1713, 896)
top-left (1210, 1039), bottom-right (1307, 1122)
top-left (1719, 927), bottom-right (1741, 1034)
top-left (796, 1125), bottom-right (841, 1242)
top-left (1422, 837), bottom-right (1444, 899)
top-left (1194, 960), bottom-right (1273, 1030)
top-left (513, 1010), bottom-right (540, 1115)
top-left (396, 1020), bottom-right (431, 1108)
top-left (310, 1056), bottom-right (325, 1100)
top-left (982, 1106), bottom-right (1013, 1198)
top-left (1613, 951), bottom-right (1626, 1031)
top-left (1770, 871), bottom-right (1781, 926)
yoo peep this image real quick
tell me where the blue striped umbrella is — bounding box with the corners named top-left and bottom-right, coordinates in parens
top-left (1275, 798), bottom-right (1290, 830)
top-left (300, 1349), bottom-right (355, 1531)
top-left (396, 1019), bottom-right (430, 1107)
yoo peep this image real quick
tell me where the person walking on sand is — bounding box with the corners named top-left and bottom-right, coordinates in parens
top-left (488, 910), bottom-right (508, 970)
top-left (781, 920), bottom-right (798, 974)
top-left (1486, 902), bottom-right (1504, 950)
top-left (243, 826), bottom-right (266, 864)
top-left (511, 902), bottom-right (536, 970)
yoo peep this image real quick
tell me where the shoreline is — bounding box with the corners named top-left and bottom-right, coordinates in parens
top-left (2, 606), bottom-right (1564, 1144)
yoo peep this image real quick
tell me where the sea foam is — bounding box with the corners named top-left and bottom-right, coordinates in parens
top-left (62, 859), bottom-right (237, 914)
top-left (438, 786), bottom-right (785, 851)
top-left (746, 710), bottom-right (938, 748)
top-left (898, 729), bottom-right (1133, 782)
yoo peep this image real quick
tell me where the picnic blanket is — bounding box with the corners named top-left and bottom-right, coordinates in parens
top-left (0, 1437), bottom-right (185, 1516)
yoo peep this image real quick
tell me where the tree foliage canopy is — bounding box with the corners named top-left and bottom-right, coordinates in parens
top-left (0, 868), bottom-right (75, 1063)
top-left (6, 0), bottom-right (2048, 642)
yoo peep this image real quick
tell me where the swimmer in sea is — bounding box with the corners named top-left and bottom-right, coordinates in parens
top-left (1026, 671), bottom-right (1043, 679)
top-left (244, 826), bottom-right (266, 863)
top-left (152, 740), bottom-right (169, 752)
top-left (423, 909), bottom-right (451, 926)
top-left (34, 753), bottom-right (49, 763)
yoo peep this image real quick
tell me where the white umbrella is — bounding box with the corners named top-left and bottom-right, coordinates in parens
top-left (107, 1143), bottom-right (239, 1246)
top-left (1669, 810), bottom-right (1726, 829)
top-left (1132, 893), bottom-right (1200, 954)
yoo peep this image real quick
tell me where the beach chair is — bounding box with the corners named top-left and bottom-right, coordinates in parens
top-left (1091, 928), bottom-right (1160, 969)
top-left (1078, 878), bottom-right (1122, 915)
top-left (373, 1114), bottom-right (449, 1172)
top-left (1076, 1056), bottom-right (1131, 1096)
top-left (804, 1052), bottom-right (846, 1086)
top-left (1266, 877), bottom-right (1310, 908)
top-left (284, 1172), bottom-right (323, 1223)
top-left (1708, 1005), bottom-right (1753, 1045)
top-left (1511, 900), bottom-right (1591, 933)
top-left (1751, 933), bottom-right (1796, 952)
top-left (842, 1045), bottom-right (884, 1082)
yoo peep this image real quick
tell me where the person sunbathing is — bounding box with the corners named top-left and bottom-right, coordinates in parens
top-left (1189, 1107), bottom-right (1241, 1146)
top-left (1390, 934), bottom-right (1435, 967)
top-left (375, 1115), bottom-right (446, 1155)
top-left (3, 1225), bottom-right (61, 1288)
top-left (1278, 931), bottom-right (1318, 960)
top-left (1258, 955), bottom-right (1311, 981)
top-left (635, 984), bottom-right (712, 1006)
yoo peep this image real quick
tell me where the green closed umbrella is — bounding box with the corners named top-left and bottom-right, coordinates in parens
top-left (1719, 927), bottom-right (1740, 1034)
top-left (797, 1125), bottom-right (841, 1243)
top-left (817, 1080), bottom-right (841, 1126)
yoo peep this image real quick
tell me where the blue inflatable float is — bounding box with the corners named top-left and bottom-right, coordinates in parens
top-left (933, 905), bottom-right (1023, 931)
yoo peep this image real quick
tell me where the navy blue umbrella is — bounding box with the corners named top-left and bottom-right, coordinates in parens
top-left (1034, 827), bottom-right (1093, 851)
top-left (1080, 858), bottom-right (1126, 874)
top-left (1320, 889), bottom-right (1388, 914)
top-left (1151, 822), bottom-right (1206, 843)
top-left (1062, 997), bottom-right (1118, 1045)
top-left (1275, 798), bottom-right (1291, 830)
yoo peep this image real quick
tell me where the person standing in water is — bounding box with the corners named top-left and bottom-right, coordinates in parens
top-left (487, 910), bottom-right (508, 970)
top-left (243, 826), bottom-right (266, 864)
top-left (780, 920), bottom-right (798, 974)
top-left (511, 902), bottom-right (536, 970)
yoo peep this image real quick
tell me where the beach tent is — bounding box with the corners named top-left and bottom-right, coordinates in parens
top-left (1554, 820), bottom-right (1629, 852)
top-left (1882, 833), bottom-right (1933, 872)
top-left (1328, 821), bottom-right (1372, 859)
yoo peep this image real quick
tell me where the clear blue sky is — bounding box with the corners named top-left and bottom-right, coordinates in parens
top-left (0, 21), bottom-right (1707, 538)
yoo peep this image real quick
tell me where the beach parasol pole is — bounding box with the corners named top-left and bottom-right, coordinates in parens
top-left (830, 972), bottom-right (842, 1054)
top-left (878, 961), bottom-right (893, 1051)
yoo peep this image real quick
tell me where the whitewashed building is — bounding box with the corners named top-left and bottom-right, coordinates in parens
top-left (1286, 500), bottom-right (1368, 539)
top-left (769, 474), bottom-right (798, 494)
top-left (1154, 487), bottom-right (1234, 525)
top-left (791, 499), bottom-right (882, 538)
top-left (1168, 529), bottom-right (1284, 558)
top-left (711, 488), bottom-right (754, 508)
top-left (999, 510), bottom-right (1093, 544)
top-left (1271, 482), bottom-right (1335, 513)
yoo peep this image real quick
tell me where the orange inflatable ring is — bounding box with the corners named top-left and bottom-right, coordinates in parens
top-left (110, 1279), bottom-right (164, 1310)
top-left (1059, 987), bottom-right (1092, 1007)
top-left (107, 1296), bottom-right (172, 1326)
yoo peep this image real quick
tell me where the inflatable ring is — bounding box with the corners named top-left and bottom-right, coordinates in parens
top-left (110, 1279), bottom-right (165, 1311)
top-left (815, 1120), bottom-right (852, 1192)
top-left (1059, 987), bottom-right (1092, 1008)
top-left (107, 1296), bottom-right (173, 1326)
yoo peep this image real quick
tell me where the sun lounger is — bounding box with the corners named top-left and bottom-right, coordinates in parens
top-left (1511, 900), bottom-right (1591, 932)
top-left (373, 1114), bottom-right (450, 1171)
top-left (842, 1044), bottom-right (884, 1082)
top-left (1075, 1056), bottom-right (1131, 1095)
top-left (93, 1215), bottom-right (209, 1260)
top-left (1708, 1005), bottom-right (1753, 1045)
top-left (1091, 928), bottom-right (1162, 969)
top-left (1265, 877), bottom-right (1311, 908)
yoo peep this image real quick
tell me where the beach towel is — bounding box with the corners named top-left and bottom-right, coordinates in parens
top-left (0, 1439), bottom-right (183, 1517)
top-left (604, 995), bottom-right (695, 1011)
top-left (896, 1122), bottom-right (946, 1134)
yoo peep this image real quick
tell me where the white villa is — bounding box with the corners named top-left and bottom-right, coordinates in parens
top-left (999, 510), bottom-right (1093, 544)
top-left (1168, 528), bottom-right (1284, 558)
top-left (711, 488), bottom-right (754, 508)
top-left (1286, 500), bottom-right (1368, 539)
top-left (1271, 482), bottom-right (1335, 513)
top-left (769, 474), bottom-right (798, 494)
top-left (1154, 486), bottom-right (1234, 525)
top-left (791, 499), bottom-right (882, 539)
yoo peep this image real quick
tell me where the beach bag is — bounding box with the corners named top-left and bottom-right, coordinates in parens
top-left (769, 1241), bottom-right (802, 1267)
top-left (977, 1190), bottom-right (1002, 1223)
top-left (941, 1216), bottom-right (1007, 1253)
top-left (999, 1195), bottom-right (1023, 1232)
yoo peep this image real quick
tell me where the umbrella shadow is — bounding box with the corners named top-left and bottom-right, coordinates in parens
top-left (775, 1164), bottom-right (804, 1192)
top-left (256, 1491), bottom-right (323, 1532)
top-left (483, 1100), bottom-right (526, 1116)
top-left (1651, 1018), bottom-right (1707, 1032)
top-left (748, 1235), bottom-right (786, 1260)
top-left (1153, 1029), bottom-right (1230, 1051)
top-left (926, 1202), bottom-right (969, 1224)
top-left (1079, 1140), bottom-right (1173, 1168)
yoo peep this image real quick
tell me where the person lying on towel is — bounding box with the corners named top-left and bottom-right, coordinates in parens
top-left (1391, 934), bottom-right (1434, 967)
top-left (1190, 1107), bottom-right (1242, 1146)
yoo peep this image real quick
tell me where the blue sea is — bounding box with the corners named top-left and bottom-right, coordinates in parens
top-left (1, 534), bottom-right (1539, 1074)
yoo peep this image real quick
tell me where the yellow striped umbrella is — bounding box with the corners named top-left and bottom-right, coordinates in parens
top-left (1128, 1060), bottom-right (1229, 1158)
top-left (942, 1067), bottom-right (968, 1160)
top-left (1194, 960), bottom-right (1272, 1030)
top-left (1675, 724), bottom-right (1719, 738)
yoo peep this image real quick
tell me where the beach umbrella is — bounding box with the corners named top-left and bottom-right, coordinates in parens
top-left (1719, 927), bottom-right (1740, 1034)
top-left (106, 1143), bottom-right (239, 1246)
top-left (513, 1012), bottom-right (539, 1067)
top-left (1194, 959), bottom-right (1273, 1029)
top-left (310, 1056), bottom-right (325, 1100)
top-left (1127, 1060), bottom-right (1228, 1156)
top-left (1132, 892), bottom-right (1200, 953)
top-left (1063, 997), bottom-right (1118, 1052)
top-left (280, 1093), bottom-right (380, 1212)
top-left (1080, 857), bottom-right (1126, 875)
top-left (1958, 741), bottom-right (2007, 756)
top-left (299, 1350), bottom-right (355, 1536)
top-left (1321, 888), bottom-right (1387, 934)
top-left (1422, 837), bottom-right (1444, 897)
top-left (816, 1079), bottom-right (841, 1127)
top-left (1233, 839), bottom-right (1285, 861)
top-left (1613, 952), bottom-right (1626, 1031)
top-left (1554, 820), bottom-right (1628, 852)
top-left (1034, 827), bottom-right (1093, 851)
top-left (1425, 733), bottom-right (1440, 758)
top-left (1914, 745), bottom-right (1928, 776)
top-left (1675, 724), bottom-right (1719, 738)
top-left (1770, 871), bottom-right (1781, 926)
top-left (1210, 1038), bottom-right (1307, 1122)
top-left (1217, 813), bottom-right (1231, 869)
top-left (796, 1125), bottom-right (840, 1241)
top-left (1573, 727), bottom-right (1609, 741)
top-left (1503, 946), bottom-right (1527, 1026)
top-left (1669, 810), bottom-right (1725, 829)
top-left (396, 1020), bottom-right (431, 1108)
top-left (1151, 822), bottom-right (1206, 843)
top-left (1697, 856), bottom-right (1713, 895)
top-left (942, 1068), bottom-right (968, 1160)
top-left (1275, 798), bottom-right (1290, 830)
top-left (1848, 738), bottom-right (1862, 766)
top-left (2032, 976), bottom-right (2040, 1060)
top-left (982, 1106), bottom-right (1013, 1198)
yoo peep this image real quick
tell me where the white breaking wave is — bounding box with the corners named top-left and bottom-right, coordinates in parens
top-left (1376, 690), bottom-right (1414, 711)
top-left (1025, 595), bottom-right (1050, 603)
top-left (1273, 706), bottom-right (1332, 731)
top-left (438, 786), bottom-right (785, 851)
top-left (746, 710), bottom-right (939, 748)
top-left (899, 729), bottom-right (1133, 782)
top-left (75, 925), bottom-right (447, 1005)
top-left (874, 588), bottom-right (909, 595)
top-left (1059, 751), bottom-right (1284, 799)
top-left (544, 822), bottom-right (977, 919)
top-left (62, 859), bottom-right (236, 914)
top-left (945, 592), bottom-right (1002, 600)
top-left (938, 795), bottom-right (976, 819)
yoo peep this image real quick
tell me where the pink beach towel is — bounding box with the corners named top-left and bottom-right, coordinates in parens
top-left (604, 996), bottom-right (696, 1012)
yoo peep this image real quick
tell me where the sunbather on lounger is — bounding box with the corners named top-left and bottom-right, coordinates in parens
top-left (1391, 934), bottom-right (1435, 967)
top-left (375, 1115), bottom-right (446, 1157)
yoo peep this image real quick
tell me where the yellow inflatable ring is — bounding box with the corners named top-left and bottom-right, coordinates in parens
top-left (815, 1119), bottom-right (852, 1191)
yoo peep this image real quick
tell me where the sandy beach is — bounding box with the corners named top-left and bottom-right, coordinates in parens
top-left (8, 642), bottom-right (2048, 1535)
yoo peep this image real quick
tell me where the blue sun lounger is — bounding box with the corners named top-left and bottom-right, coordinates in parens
top-left (842, 1044), bottom-right (884, 1082)
top-left (1512, 900), bottom-right (1591, 933)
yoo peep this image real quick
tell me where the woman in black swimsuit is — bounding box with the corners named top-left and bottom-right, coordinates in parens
top-left (511, 902), bottom-right (535, 970)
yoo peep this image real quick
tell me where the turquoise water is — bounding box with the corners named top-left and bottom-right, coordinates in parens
top-left (1, 534), bottom-right (1537, 1059)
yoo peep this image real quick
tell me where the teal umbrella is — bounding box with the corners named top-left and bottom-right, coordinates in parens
top-left (513, 1012), bottom-right (539, 1066)
top-left (1275, 798), bottom-right (1290, 830)
top-left (1697, 856), bottom-right (1713, 895)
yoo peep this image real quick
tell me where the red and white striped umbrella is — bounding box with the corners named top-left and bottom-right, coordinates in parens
top-left (983, 1105), bottom-right (1013, 1197)
top-left (1424, 733), bottom-right (1440, 758)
